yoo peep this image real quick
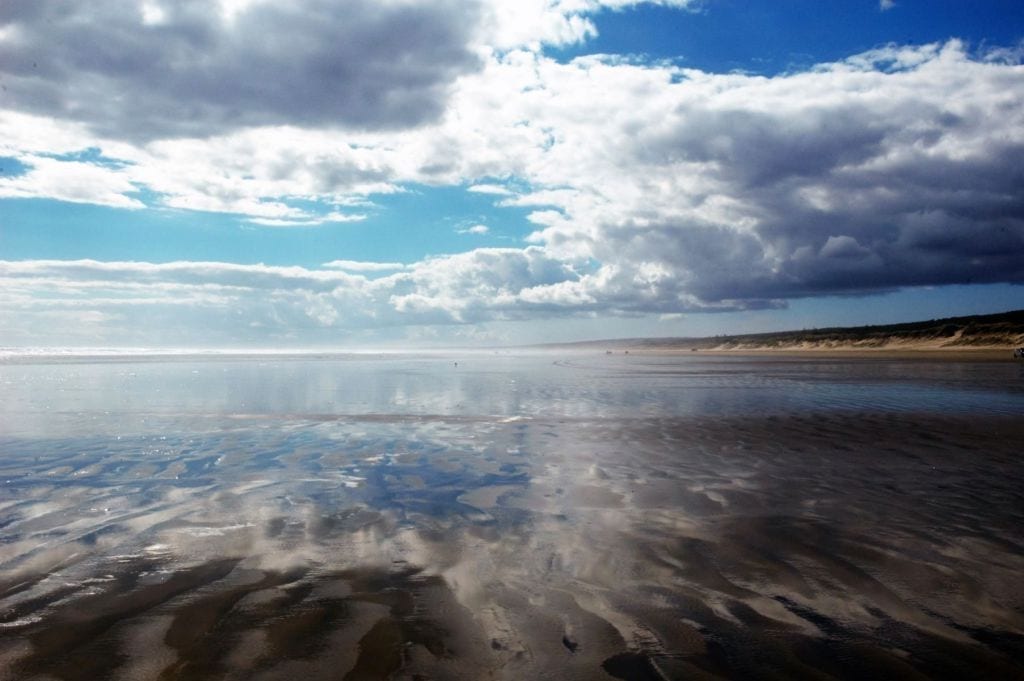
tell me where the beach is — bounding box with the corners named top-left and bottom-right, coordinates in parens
top-left (1, 352), bottom-right (1022, 679)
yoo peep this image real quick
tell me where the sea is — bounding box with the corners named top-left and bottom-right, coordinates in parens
top-left (0, 351), bottom-right (1022, 680)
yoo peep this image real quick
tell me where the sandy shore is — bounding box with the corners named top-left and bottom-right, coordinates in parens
top-left (2, 411), bottom-right (1023, 679)
top-left (624, 345), bottom-right (1019, 361)
top-left (1, 354), bottom-right (1022, 679)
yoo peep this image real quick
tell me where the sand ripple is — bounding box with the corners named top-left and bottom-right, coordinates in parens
top-left (0, 355), bottom-right (1022, 678)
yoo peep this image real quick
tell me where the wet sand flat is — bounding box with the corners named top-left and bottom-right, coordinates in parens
top-left (0, 353), bottom-right (1022, 679)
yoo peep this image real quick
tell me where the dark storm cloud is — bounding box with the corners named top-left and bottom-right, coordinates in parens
top-left (0, 0), bottom-right (482, 140)
top-left (575, 47), bottom-right (1024, 308)
top-left (643, 105), bottom-right (890, 189)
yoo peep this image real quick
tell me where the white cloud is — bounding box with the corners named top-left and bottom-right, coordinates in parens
top-left (322, 260), bottom-right (408, 272)
top-left (443, 41), bottom-right (1024, 304)
top-left (0, 0), bottom-right (700, 141)
top-left (458, 224), bottom-right (490, 235)
top-left (467, 183), bottom-right (514, 196)
top-left (0, 252), bottom-right (590, 345)
top-left (5, 43), bottom-right (1024, 308)
top-left (879, 0), bottom-right (896, 10)
top-left (139, 1), bottom-right (167, 25)
top-left (479, 0), bottom-right (698, 51)
top-left (247, 211), bottom-right (367, 228)
top-left (1, 0), bottom-right (1022, 345)
top-left (0, 155), bottom-right (144, 209)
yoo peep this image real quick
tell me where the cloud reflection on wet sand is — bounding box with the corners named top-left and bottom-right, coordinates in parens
top-left (0, 356), bottom-right (1023, 679)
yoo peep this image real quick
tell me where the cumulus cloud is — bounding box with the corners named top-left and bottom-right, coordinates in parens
top-left (467, 184), bottom-right (514, 196)
top-left (322, 260), bottom-right (408, 272)
top-left (0, 154), bottom-right (144, 208)
top-left (0, 0), bottom-right (698, 141)
top-left (1, 0), bottom-right (1023, 344)
top-left (457, 224), bottom-right (490, 235)
top-left (0, 252), bottom-right (587, 345)
top-left (388, 247), bottom-right (582, 322)
top-left (480, 0), bottom-right (698, 50)
top-left (0, 0), bottom-right (482, 140)
top-left (248, 211), bottom-right (367, 228)
top-left (490, 41), bottom-right (1024, 305)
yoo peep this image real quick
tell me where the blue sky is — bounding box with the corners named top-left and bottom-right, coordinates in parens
top-left (1, 0), bottom-right (1022, 348)
top-left (572, 1), bottom-right (1024, 71)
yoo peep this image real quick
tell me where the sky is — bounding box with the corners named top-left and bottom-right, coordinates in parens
top-left (1, 0), bottom-right (1023, 349)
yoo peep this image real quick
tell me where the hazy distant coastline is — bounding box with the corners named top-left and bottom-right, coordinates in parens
top-left (3, 310), bottom-right (1023, 361)
top-left (545, 309), bottom-right (1024, 354)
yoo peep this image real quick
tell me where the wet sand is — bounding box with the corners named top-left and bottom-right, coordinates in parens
top-left (1, 355), bottom-right (1022, 679)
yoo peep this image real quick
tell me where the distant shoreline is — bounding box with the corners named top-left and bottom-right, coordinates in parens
top-left (617, 346), bottom-right (1016, 361)
top-left (2, 309), bottom-right (1022, 362)
top-left (542, 309), bottom-right (1024, 357)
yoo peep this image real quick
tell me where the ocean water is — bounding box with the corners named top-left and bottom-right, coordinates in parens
top-left (0, 352), bottom-right (1022, 679)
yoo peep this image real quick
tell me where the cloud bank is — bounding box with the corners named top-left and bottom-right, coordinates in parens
top-left (0, 0), bottom-right (482, 139)
top-left (0, 253), bottom-right (586, 346)
top-left (1, 0), bottom-right (1022, 345)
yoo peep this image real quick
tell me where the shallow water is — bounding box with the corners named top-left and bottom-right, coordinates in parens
top-left (1, 353), bottom-right (1023, 679)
